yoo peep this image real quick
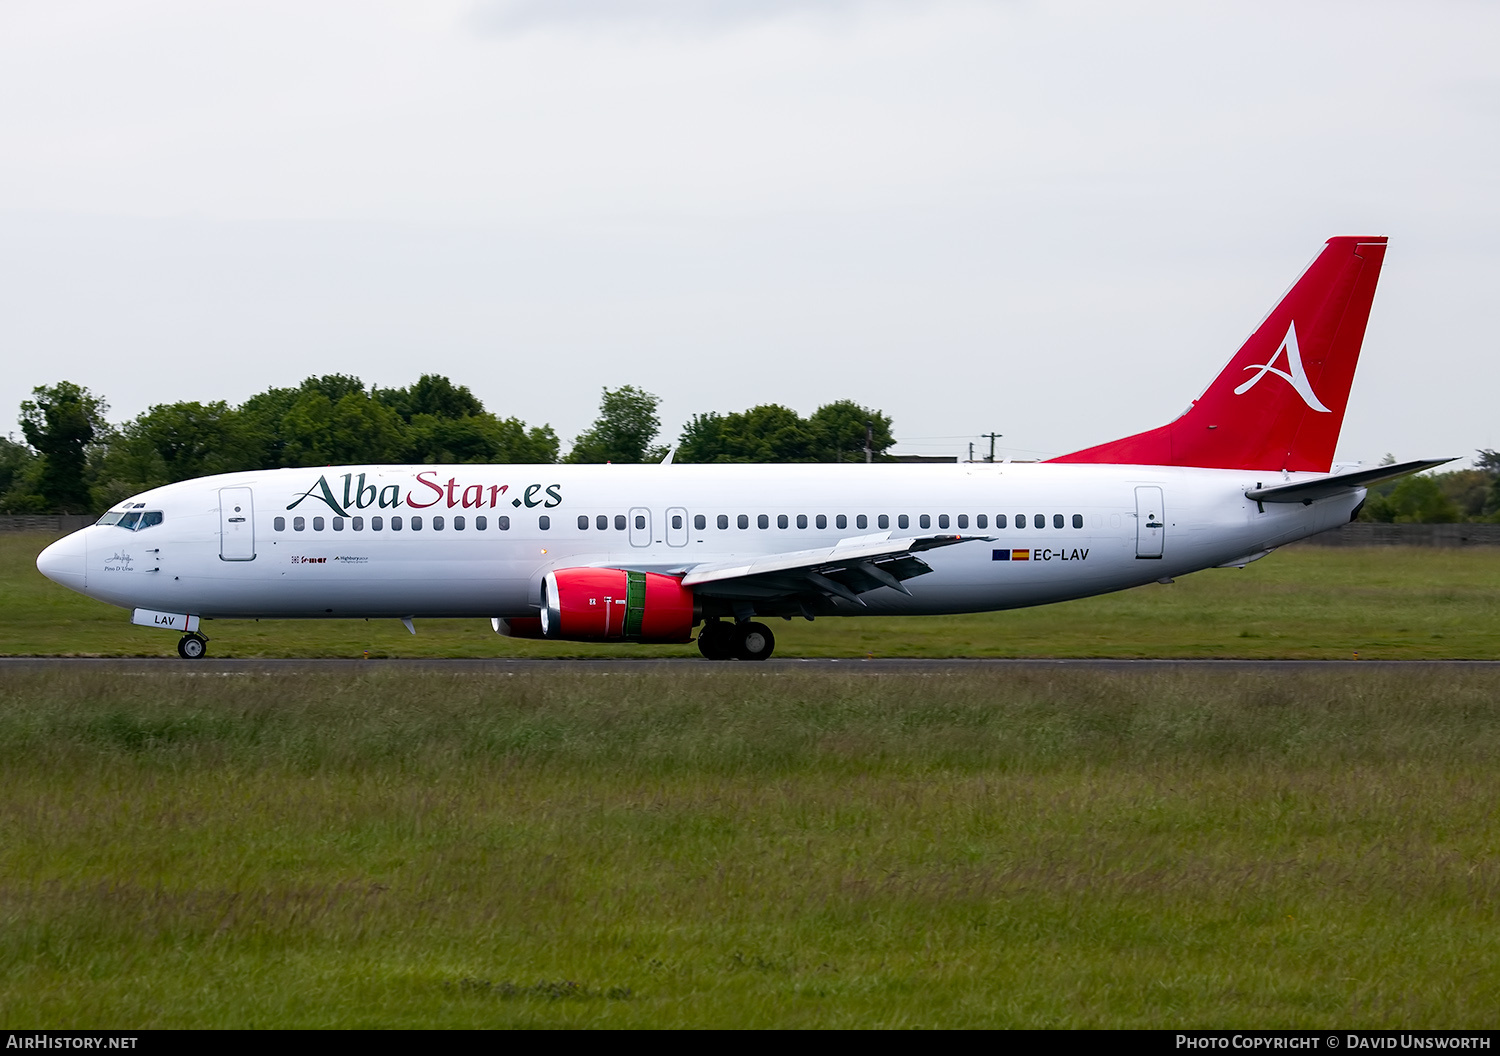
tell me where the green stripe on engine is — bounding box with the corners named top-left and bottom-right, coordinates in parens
top-left (624, 570), bottom-right (647, 639)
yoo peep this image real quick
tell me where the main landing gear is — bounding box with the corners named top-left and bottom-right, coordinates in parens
top-left (697, 619), bottom-right (775, 661)
top-left (177, 632), bottom-right (209, 659)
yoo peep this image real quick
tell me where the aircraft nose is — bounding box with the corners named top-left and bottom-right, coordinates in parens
top-left (37, 529), bottom-right (87, 591)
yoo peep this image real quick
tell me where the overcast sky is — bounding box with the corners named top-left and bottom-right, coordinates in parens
top-left (1, 0), bottom-right (1495, 464)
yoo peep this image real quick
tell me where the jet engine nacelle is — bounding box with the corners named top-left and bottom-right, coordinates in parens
top-left (540, 568), bottom-right (696, 643)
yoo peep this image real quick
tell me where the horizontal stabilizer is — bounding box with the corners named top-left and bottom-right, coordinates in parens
top-left (1245, 458), bottom-right (1455, 504)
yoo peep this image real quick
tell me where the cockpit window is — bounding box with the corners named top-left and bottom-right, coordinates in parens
top-left (106, 510), bottom-right (163, 531)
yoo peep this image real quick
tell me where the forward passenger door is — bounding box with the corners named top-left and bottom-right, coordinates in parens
top-left (219, 487), bottom-right (256, 561)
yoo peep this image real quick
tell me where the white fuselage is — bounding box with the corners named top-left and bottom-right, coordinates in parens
top-left (40, 462), bottom-right (1360, 621)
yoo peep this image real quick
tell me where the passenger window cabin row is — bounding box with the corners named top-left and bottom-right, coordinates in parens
top-left (272, 514), bottom-right (512, 532)
top-left (667, 512), bottom-right (1086, 531)
top-left (271, 511), bottom-right (1088, 533)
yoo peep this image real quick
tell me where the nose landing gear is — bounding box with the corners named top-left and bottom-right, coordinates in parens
top-left (177, 632), bottom-right (209, 659)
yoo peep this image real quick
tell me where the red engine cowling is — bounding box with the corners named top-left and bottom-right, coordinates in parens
top-left (540, 568), bottom-right (696, 643)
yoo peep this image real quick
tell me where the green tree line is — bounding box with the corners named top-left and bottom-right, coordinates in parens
top-left (0, 378), bottom-right (896, 513)
top-left (10, 376), bottom-right (1485, 522)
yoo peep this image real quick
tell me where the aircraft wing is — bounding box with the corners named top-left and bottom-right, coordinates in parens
top-left (680, 532), bottom-right (992, 606)
top-left (1245, 458), bottom-right (1455, 504)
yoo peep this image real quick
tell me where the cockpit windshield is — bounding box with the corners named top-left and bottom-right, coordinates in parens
top-left (97, 510), bottom-right (163, 530)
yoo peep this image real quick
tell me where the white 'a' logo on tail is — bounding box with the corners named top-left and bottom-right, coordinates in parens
top-left (1233, 321), bottom-right (1331, 412)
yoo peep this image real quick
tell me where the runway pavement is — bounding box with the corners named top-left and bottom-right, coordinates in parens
top-left (2, 657), bottom-right (1498, 674)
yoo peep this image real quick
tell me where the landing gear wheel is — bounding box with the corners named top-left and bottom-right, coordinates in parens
top-left (177, 633), bottom-right (208, 660)
top-left (697, 620), bottom-right (735, 661)
top-left (732, 621), bottom-right (775, 661)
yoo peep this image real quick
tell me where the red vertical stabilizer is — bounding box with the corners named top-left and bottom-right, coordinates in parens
top-left (1047, 236), bottom-right (1387, 472)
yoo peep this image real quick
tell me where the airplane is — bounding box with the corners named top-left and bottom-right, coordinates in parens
top-left (36, 235), bottom-right (1448, 661)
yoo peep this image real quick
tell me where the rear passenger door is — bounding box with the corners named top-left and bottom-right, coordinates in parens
top-left (1135, 486), bottom-right (1165, 559)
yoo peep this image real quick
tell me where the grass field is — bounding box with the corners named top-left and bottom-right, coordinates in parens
top-left (5, 533), bottom-right (1499, 1026)
top-left (5, 532), bottom-right (1500, 658)
top-left (2, 666), bottom-right (1498, 1027)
